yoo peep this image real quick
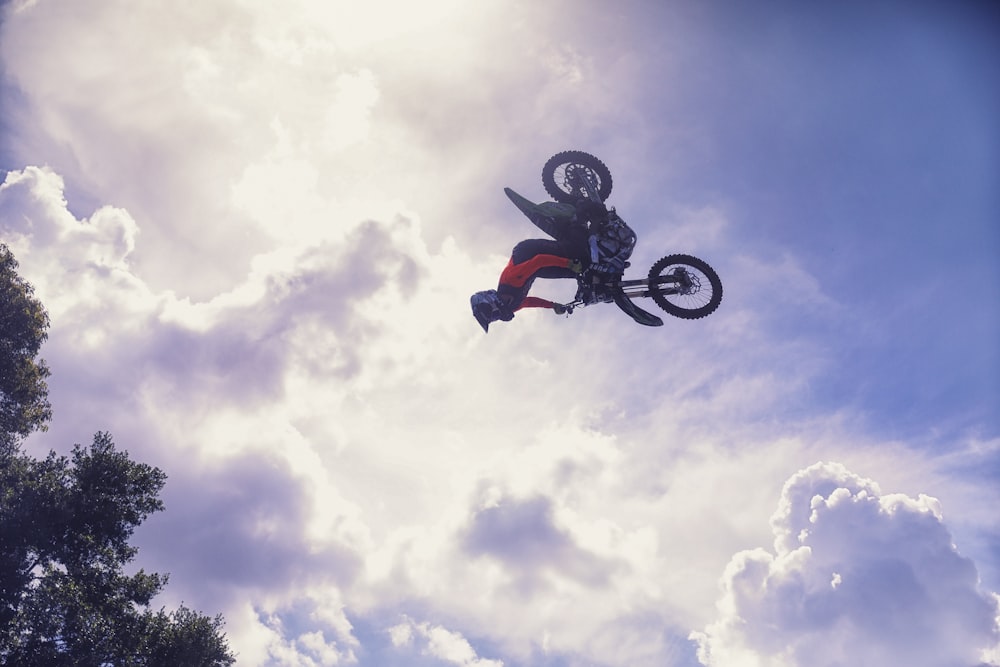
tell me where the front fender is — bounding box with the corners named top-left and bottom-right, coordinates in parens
top-left (611, 287), bottom-right (663, 327)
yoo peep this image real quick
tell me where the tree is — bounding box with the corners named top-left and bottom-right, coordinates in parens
top-left (0, 249), bottom-right (234, 665)
top-left (0, 243), bottom-right (52, 450)
top-left (0, 433), bottom-right (236, 666)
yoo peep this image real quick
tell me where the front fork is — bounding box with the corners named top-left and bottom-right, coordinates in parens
top-left (568, 167), bottom-right (604, 203)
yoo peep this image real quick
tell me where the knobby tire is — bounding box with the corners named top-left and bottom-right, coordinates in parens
top-left (647, 254), bottom-right (723, 319)
top-left (541, 150), bottom-right (613, 204)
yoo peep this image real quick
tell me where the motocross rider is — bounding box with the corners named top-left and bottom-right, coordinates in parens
top-left (470, 188), bottom-right (636, 332)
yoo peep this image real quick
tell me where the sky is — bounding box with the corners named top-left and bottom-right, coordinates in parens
top-left (1, 1), bottom-right (998, 665)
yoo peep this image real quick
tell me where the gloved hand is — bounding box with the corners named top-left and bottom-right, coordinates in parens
top-left (590, 259), bottom-right (626, 275)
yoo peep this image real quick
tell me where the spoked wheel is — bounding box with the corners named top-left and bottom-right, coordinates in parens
top-left (647, 254), bottom-right (723, 319)
top-left (541, 150), bottom-right (613, 204)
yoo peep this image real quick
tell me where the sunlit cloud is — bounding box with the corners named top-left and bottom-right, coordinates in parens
top-left (694, 462), bottom-right (1000, 667)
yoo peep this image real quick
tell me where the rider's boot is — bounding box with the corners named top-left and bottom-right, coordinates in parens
top-left (470, 290), bottom-right (514, 333)
top-left (517, 296), bottom-right (568, 315)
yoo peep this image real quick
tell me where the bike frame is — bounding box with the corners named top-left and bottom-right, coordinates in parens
top-left (560, 272), bottom-right (689, 314)
top-left (558, 163), bottom-right (690, 312)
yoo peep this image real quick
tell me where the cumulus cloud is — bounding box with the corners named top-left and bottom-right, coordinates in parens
top-left (0, 167), bottom-right (137, 263)
top-left (0, 165), bottom-right (433, 418)
top-left (0, 0), bottom-right (420, 296)
top-left (694, 461), bottom-right (1000, 667)
top-left (389, 617), bottom-right (503, 667)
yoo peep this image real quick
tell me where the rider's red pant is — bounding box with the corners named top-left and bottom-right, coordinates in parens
top-left (497, 252), bottom-right (574, 311)
top-left (499, 253), bottom-right (572, 287)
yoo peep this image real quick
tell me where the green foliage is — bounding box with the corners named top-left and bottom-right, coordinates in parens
top-left (0, 433), bottom-right (236, 666)
top-left (0, 244), bottom-right (52, 449)
top-left (0, 245), bottom-right (233, 665)
top-left (142, 607), bottom-right (236, 667)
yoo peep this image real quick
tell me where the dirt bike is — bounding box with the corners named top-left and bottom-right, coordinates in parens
top-left (537, 150), bottom-right (723, 327)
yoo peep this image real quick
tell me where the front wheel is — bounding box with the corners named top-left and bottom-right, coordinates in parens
top-left (541, 150), bottom-right (613, 204)
top-left (647, 254), bottom-right (722, 319)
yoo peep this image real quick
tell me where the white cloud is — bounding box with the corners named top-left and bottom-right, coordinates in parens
top-left (225, 603), bottom-right (358, 667)
top-left (694, 461), bottom-right (1000, 667)
top-left (0, 0), bottom-right (411, 297)
top-left (0, 167), bottom-right (152, 333)
top-left (388, 617), bottom-right (503, 667)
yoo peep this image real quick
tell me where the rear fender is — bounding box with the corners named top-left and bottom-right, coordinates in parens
top-left (504, 187), bottom-right (575, 236)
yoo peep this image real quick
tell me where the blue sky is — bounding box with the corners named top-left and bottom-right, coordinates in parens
top-left (2, 1), bottom-right (998, 665)
top-left (621, 0), bottom-right (1000, 441)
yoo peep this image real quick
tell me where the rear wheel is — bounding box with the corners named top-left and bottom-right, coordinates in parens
top-left (647, 254), bottom-right (722, 319)
top-left (541, 151), bottom-right (613, 204)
